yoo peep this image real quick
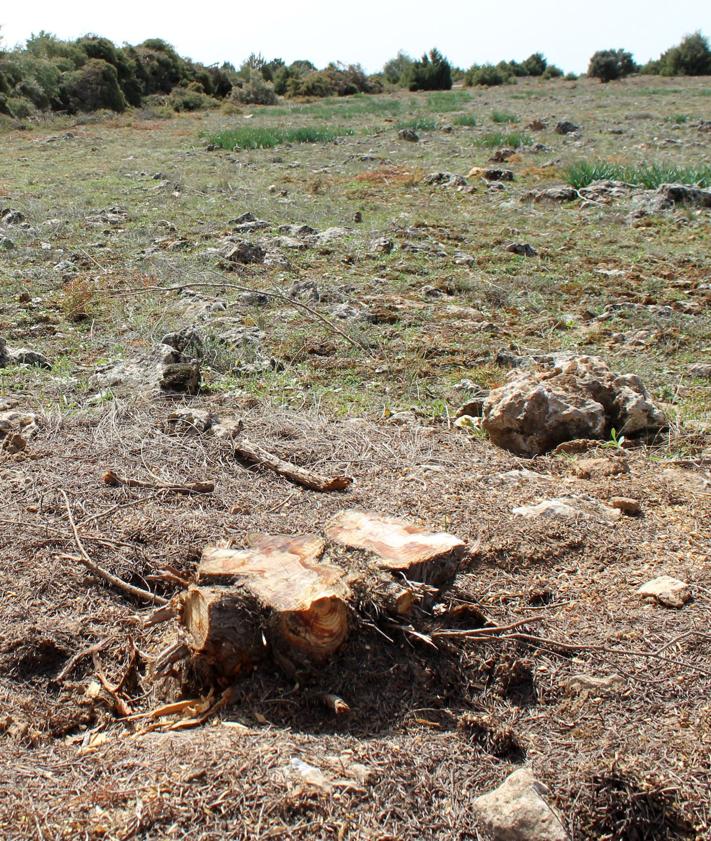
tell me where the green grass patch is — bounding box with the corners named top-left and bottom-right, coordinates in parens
top-left (491, 110), bottom-right (519, 124)
top-left (566, 161), bottom-right (711, 189)
top-left (425, 90), bottom-right (473, 112)
top-left (395, 116), bottom-right (437, 131)
top-left (475, 130), bottom-right (532, 148)
top-left (208, 125), bottom-right (354, 150)
top-left (453, 113), bottom-right (477, 127)
top-left (666, 114), bottom-right (690, 124)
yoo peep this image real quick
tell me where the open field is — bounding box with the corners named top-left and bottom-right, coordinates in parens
top-left (1, 75), bottom-right (710, 839)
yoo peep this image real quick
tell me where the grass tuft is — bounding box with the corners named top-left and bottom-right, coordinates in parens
top-left (475, 130), bottom-right (532, 148)
top-left (566, 161), bottom-right (711, 189)
top-left (208, 125), bottom-right (353, 150)
top-left (453, 113), bottom-right (477, 127)
top-left (395, 116), bottom-right (437, 132)
top-left (491, 110), bottom-right (519, 124)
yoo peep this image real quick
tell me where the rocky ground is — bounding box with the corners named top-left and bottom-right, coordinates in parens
top-left (0, 76), bottom-right (709, 839)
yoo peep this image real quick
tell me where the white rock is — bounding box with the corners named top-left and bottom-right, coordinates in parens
top-left (563, 674), bottom-right (624, 697)
top-left (473, 768), bottom-right (568, 841)
top-left (637, 576), bottom-right (691, 608)
top-left (512, 497), bottom-right (620, 523)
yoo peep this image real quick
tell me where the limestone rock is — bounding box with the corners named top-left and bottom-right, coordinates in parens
top-left (512, 497), bottom-right (620, 523)
top-left (6, 348), bottom-right (52, 369)
top-left (638, 576), bottom-right (691, 608)
top-left (523, 185), bottom-right (578, 203)
top-left (482, 355), bottom-right (666, 456)
top-left (609, 496), bottom-right (641, 516)
top-left (473, 768), bottom-right (568, 841)
top-left (423, 172), bottom-right (468, 188)
top-left (563, 673), bottom-right (624, 697)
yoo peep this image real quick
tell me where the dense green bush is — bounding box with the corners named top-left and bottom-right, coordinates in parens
top-left (60, 58), bottom-right (126, 112)
top-left (406, 49), bottom-right (452, 91)
top-left (466, 63), bottom-right (512, 87)
top-left (588, 49), bottom-right (637, 82)
top-left (521, 52), bottom-right (548, 76)
top-left (230, 70), bottom-right (277, 105)
top-left (659, 32), bottom-right (711, 76)
top-left (168, 86), bottom-right (215, 112)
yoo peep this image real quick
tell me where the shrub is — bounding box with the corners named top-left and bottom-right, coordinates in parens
top-left (406, 49), bottom-right (452, 91)
top-left (230, 70), bottom-right (277, 105)
top-left (521, 52), bottom-right (547, 76)
top-left (659, 32), bottom-right (711, 76)
top-left (588, 49), bottom-right (638, 82)
top-left (135, 39), bottom-right (187, 95)
top-left (60, 59), bottom-right (126, 112)
top-left (466, 64), bottom-right (512, 87)
top-left (383, 51), bottom-right (413, 85)
top-left (168, 87), bottom-right (215, 111)
top-left (541, 64), bottom-right (563, 79)
top-left (291, 71), bottom-right (334, 98)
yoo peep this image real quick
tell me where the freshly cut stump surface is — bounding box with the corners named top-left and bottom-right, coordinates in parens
top-left (183, 534), bottom-right (351, 679)
top-left (326, 510), bottom-right (466, 586)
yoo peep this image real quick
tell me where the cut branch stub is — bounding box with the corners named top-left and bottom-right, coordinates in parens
top-left (184, 534), bottom-right (350, 679)
top-left (326, 510), bottom-right (466, 587)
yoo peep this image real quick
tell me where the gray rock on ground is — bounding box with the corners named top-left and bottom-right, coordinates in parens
top-left (482, 355), bottom-right (666, 456)
top-left (398, 128), bottom-right (419, 142)
top-left (91, 343), bottom-right (200, 396)
top-left (473, 768), bottom-right (568, 841)
top-left (555, 120), bottom-right (579, 135)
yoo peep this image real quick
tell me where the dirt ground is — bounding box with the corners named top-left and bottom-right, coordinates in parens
top-left (1, 76), bottom-right (710, 839)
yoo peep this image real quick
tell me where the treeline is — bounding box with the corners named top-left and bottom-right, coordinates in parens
top-left (588, 32), bottom-right (711, 82)
top-left (0, 29), bottom-right (709, 119)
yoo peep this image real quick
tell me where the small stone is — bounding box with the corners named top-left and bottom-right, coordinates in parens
top-left (609, 496), bottom-right (641, 516)
top-left (473, 768), bottom-right (568, 841)
top-left (506, 242), bottom-right (537, 257)
top-left (555, 120), bottom-right (579, 135)
top-left (573, 458), bottom-right (627, 480)
top-left (467, 166), bottom-right (514, 181)
top-left (563, 674), bottom-right (624, 697)
top-left (513, 497), bottom-right (620, 523)
top-left (688, 363), bottom-right (711, 379)
top-left (456, 397), bottom-right (486, 418)
top-left (165, 408), bottom-right (215, 433)
top-left (7, 348), bottom-right (52, 369)
top-left (370, 236), bottom-right (394, 255)
top-left (638, 576), bottom-right (691, 608)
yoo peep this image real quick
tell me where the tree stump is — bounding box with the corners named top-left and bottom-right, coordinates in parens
top-left (325, 510), bottom-right (466, 587)
top-left (180, 534), bottom-right (351, 681)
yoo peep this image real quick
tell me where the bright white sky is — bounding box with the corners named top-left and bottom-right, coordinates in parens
top-left (2, 1), bottom-right (710, 74)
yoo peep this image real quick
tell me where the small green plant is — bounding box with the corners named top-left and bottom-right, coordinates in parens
top-left (603, 427), bottom-right (626, 449)
top-left (208, 125), bottom-right (354, 150)
top-left (666, 113), bottom-right (690, 123)
top-left (491, 110), bottom-right (518, 124)
top-left (425, 90), bottom-right (472, 112)
top-left (475, 130), bottom-right (532, 148)
top-left (395, 116), bottom-right (437, 131)
top-left (453, 113), bottom-right (477, 127)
